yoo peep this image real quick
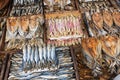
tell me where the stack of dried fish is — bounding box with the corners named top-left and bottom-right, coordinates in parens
top-left (84, 8), bottom-right (120, 37)
top-left (44, 0), bottom-right (74, 12)
top-left (10, 0), bottom-right (43, 16)
top-left (79, 0), bottom-right (110, 11)
top-left (81, 35), bottom-right (120, 76)
top-left (8, 47), bottom-right (76, 80)
top-left (46, 11), bottom-right (83, 46)
top-left (6, 14), bottom-right (44, 50)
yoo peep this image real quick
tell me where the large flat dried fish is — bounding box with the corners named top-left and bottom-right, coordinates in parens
top-left (101, 35), bottom-right (120, 58)
top-left (81, 37), bottom-right (102, 76)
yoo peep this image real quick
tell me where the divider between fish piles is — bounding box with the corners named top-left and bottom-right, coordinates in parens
top-left (0, 0), bottom-right (13, 51)
top-left (70, 46), bottom-right (80, 80)
top-left (0, 21), bottom-right (6, 51)
top-left (42, 0), bottom-right (47, 44)
top-left (0, 53), bottom-right (9, 80)
top-left (0, 49), bottom-right (21, 80)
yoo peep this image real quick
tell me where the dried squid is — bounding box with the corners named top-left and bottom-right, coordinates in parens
top-left (101, 35), bottom-right (120, 73)
top-left (81, 37), bottom-right (102, 76)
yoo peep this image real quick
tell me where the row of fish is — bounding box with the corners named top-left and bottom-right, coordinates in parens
top-left (10, 4), bottom-right (43, 16)
top-left (6, 14), bottom-right (44, 41)
top-left (84, 8), bottom-right (120, 37)
top-left (8, 47), bottom-right (76, 80)
top-left (79, 0), bottom-right (110, 10)
top-left (22, 44), bottom-right (58, 71)
top-left (81, 35), bottom-right (120, 76)
top-left (79, 0), bottom-right (104, 2)
top-left (46, 11), bottom-right (83, 46)
top-left (44, 0), bottom-right (73, 12)
top-left (14, 0), bottom-right (41, 6)
top-left (11, 0), bottom-right (43, 16)
top-left (47, 38), bottom-right (81, 47)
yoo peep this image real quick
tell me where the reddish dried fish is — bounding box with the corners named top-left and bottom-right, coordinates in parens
top-left (112, 11), bottom-right (120, 27)
top-left (92, 12), bottom-right (103, 30)
top-left (81, 37), bottom-right (102, 76)
top-left (103, 10), bottom-right (113, 28)
top-left (101, 35), bottom-right (120, 73)
top-left (7, 17), bottom-right (18, 37)
top-left (18, 16), bottom-right (29, 37)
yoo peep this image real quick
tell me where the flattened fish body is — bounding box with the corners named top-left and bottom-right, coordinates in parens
top-left (20, 16), bottom-right (29, 32)
top-left (92, 12), bottom-right (103, 30)
top-left (101, 35), bottom-right (119, 58)
top-left (7, 17), bottom-right (18, 33)
top-left (103, 11), bottom-right (113, 27)
top-left (81, 37), bottom-right (101, 60)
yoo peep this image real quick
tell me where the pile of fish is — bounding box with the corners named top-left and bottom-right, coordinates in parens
top-left (81, 35), bottom-right (120, 76)
top-left (46, 11), bottom-right (83, 46)
top-left (11, 0), bottom-right (43, 16)
top-left (79, 0), bottom-right (110, 10)
top-left (84, 8), bottom-right (120, 37)
top-left (13, 0), bottom-right (41, 6)
top-left (5, 14), bottom-right (44, 50)
top-left (8, 47), bottom-right (76, 80)
top-left (44, 0), bottom-right (74, 12)
top-left (22, 44), bottom-right (58, 71)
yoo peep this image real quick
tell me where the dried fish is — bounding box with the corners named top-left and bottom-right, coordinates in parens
top-left (46, 11), bottom-right (83, 46)
top-left (9, 47), bottom-right (75, 80)
top-left (6, 17), bottom-right (18, 39)
top-left (81, 37), bottom-right (102, 76)
top-left (101, 35), bottom-right (120, 73)
top-left (18, 16), bottom-right (29, 37)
